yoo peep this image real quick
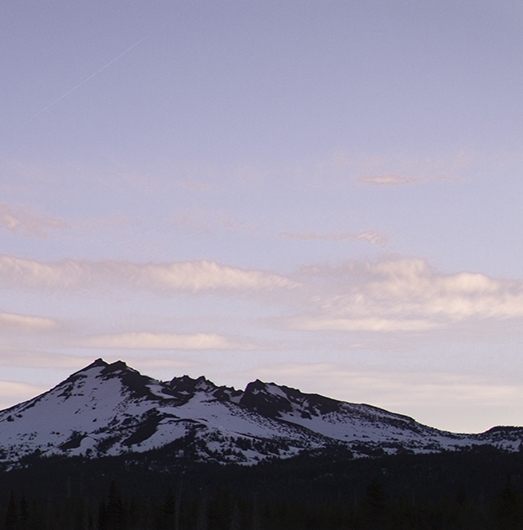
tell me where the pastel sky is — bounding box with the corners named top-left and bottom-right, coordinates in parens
top-left (1, 0), bottom-right (522, 433)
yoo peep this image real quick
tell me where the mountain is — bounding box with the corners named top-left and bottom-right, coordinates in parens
top-left (0, 359), bottom-right (521, 468)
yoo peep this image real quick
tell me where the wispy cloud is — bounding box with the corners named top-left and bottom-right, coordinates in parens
top-left (353, 151), bottom-right (471, 186)
top-left (172, 209), bottom-right (386, 246)
top-left (2, 254), bottom-right (520, 334)
top-left (83, 332), bottom-right (253, 350)
top-left (0, 255), bottom-right (299, 293)
top-left (294, 150), bottom-right (471, 188)
top-left (3, 151), bottom-right (468, 201)
top-left (286, 256), bottom-right (523, 332)
top-left (0, 351), bottom-right (93, 369)
top-left (278, 229), bottom-right (387, 246)
top-left (357, 175), bottom-right (415, 186)
top-left (0, 312), bottom-right (58, 332)
top-left (256, 362), bottom-right (523, 432)
top-left (357, 175), bottom-right (459, 187)
top-left (289, 316), bottom-right (439, 332)
top-left (0, 381), bottom-right (47, 410)
top-left (0, 203), bottom-right (69, 239)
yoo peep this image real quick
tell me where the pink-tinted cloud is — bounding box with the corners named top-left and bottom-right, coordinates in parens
top-left (287, 256), bottom-right (523, 332)
top-left (0, 312), bottom-right (58, 332)
top-left (0, 381), bottom-right (47, 410)
top-left (358, 175), bottom-right (415, 186)
top-left (278, 229), bottom-right (387, 246)
top-left (255, 362), bottom-right (523, 432)
top-left (0, 203), bottom-right (69, 239)
top-left (0, 255), bottom-right (299, 293)
top-left (289, 316), bottom-right (439, 332)
top-left (83, 332), bottom-right (253, 350)
top-left (357, 174), bottom-right (460, 187)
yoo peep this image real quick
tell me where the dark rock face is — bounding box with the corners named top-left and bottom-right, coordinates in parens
top-left (240, 380), bottom-right (294, 418)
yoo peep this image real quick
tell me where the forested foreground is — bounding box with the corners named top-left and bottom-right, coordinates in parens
top-left (2, 479), bottom-right (523, 530)
top-left (1, 447), bottom-right (523, 529)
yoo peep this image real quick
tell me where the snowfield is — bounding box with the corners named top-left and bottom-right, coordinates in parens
top-left (0, 359), bottom-right (521, 467)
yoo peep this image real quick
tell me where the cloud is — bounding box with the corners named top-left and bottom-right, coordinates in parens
top-left (352, 151), bottom-right (471, 187)
top-left (0, 351), bottom-right (93, 369)
top-left (295, 150), bottom-right (471, 188)
top-left (278, 229), bottom-right (387, 246)
top-left (0, 381), bottom-right (47, 410)
top-left (83, 332), bottom-right (252, 350)
top-left (0, 312), bottom-right (58, 332)
top-left (256, 362), bottom-right (523, 432)
top-left (0, 203), bottom-right (69, 238)
top-left (289, 316), bottom-right (439, 332)
top-left (358, 175), bottom-right (415, 186)
top-left (0, 255), bottom-right (299, 293)
top-left (126, 357), bottom-right (197, 370)
top-left (286, 256), bottom-right (523, 332)
top-left (357, 175), bottom-right (459, 187)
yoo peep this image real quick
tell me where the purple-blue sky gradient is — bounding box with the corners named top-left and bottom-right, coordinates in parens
top-left (1, 0), bottom-right (522, 432)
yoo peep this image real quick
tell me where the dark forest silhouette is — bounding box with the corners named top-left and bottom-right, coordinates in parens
top-left (1, 446), bottom-right (523, 529)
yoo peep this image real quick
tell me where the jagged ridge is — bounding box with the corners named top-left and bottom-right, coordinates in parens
top-left (0, 359), bottom-right (522, 467)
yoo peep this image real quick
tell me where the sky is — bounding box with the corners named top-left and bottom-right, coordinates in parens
top-left (1, 0), bottom-right (523, 433)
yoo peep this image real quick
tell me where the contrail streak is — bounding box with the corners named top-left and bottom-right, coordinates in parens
top-left (31, 34), bottom-right (151, 119)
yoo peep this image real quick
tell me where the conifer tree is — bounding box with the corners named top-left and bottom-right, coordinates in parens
top-left (229, 502), bottom-right (241, 530)
top-left (161, 487), bottom-right (176, 530)
top-left (19, 493), bottom-right (28, 530)
top-left (4, 492), bottom-right (17, 530)
top-left (250, 497), bottom-right (262, 530)
top-left (107, 481), bottom-right (124, 530)
top-left (195, 496), bottom-right (208, 530)
top-left (495, 477), bottom-right (522, 530)
top-left (362, 477), bottom-right (388, 529)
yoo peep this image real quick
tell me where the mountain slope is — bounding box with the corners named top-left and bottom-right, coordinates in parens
top-left (0, 359), bottom-right (521, 467)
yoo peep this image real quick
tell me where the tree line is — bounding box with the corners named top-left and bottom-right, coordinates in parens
top-left (1, 446), bottom-right (523, 528)
top-left (1, 476), bottom-right (523, 530)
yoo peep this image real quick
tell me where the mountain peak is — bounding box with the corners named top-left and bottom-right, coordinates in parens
top-left (71, 358), bottom-right (139, 378)
top-left (0, 358), bottom-right (522, 467)
top-left (92, 357), bottom-right (108, 366)
top-left (102, 360), bottom-right (129, 373)
top-left (241, 380), bottom-right (293, 418)
top-left (168, 374), bottom-right (216, 392)
top-left (243, 379), bottom-right (268, 393)
top-left (77, 358), bottom-right (109, 372)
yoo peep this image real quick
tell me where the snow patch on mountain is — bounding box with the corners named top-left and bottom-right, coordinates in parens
top-left (0, 359), bottom-right (521, 467)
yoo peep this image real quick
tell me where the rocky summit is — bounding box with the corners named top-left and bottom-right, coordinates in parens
top-left (0, 359), bottom-right (521, 467)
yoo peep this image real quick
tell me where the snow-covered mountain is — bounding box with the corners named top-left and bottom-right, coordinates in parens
top-left (0, 359), bottom-right (521, 467)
